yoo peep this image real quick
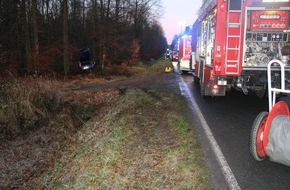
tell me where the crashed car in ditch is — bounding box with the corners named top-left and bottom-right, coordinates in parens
top-left (79, 47), bottom-right (95, 70)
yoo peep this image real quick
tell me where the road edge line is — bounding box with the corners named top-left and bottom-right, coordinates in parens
top-left (178, 78), bottom-right (241, 190)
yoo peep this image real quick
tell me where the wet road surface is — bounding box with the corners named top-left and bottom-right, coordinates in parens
top-left (179, 71), bottom-right (290, 190)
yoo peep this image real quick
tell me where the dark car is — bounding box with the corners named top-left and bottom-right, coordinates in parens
top-left (79, 47), bottom-right (95, 70)
top-left (171, 51), bottom-right (179, 62)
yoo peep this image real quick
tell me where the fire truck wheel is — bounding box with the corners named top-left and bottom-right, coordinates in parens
top-left (193, 75), bottom-right (200, 84)
top-left (249, 111), bottom-right (268, 161)
top-left (200, 83), bottom-right (205, 97)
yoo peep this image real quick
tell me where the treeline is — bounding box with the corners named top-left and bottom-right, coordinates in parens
top-left (0, 0), bottom-right (168, 75)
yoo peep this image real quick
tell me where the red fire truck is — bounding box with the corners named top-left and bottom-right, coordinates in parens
top-left (178, 35), bottom-right (193, 72)
top-left (191, 0), bottom-right (290, 97)
top-left (179, 35), bottom-right (192, 59)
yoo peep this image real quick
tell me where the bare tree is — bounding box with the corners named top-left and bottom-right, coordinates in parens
top-left (0, 0), bottom-right (167, 74)
top-left (22, 0), bottom-right (32, 72)
top-left (63, 0), bottom-right (69, 75)
top-left (32, 0), bottom-right (40, 73)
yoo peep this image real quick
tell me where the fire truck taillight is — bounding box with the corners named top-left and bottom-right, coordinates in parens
top-left (214, 58), bottom-right (222, 75)
top-left (220, 3), bottom-right (225, 11)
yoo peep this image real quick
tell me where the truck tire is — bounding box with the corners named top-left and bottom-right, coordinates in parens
top-left (193, 75), bottom-right (200, 84)
top-left (200, 83), bottom-right (205, 97)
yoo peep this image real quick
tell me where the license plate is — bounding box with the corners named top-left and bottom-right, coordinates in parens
top-left (218, 80), bottom-right (227, 85)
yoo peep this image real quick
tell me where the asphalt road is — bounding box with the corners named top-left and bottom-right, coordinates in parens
top-left (179, 71), bottom-right (290, 190)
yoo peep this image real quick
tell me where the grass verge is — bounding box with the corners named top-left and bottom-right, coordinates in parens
top-left (1, 59), bottom-right (213, 189)
top-left (23, 89), bottom-right (212, 189)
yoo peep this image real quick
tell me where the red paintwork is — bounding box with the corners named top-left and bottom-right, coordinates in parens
top-left (250, 11), bottom-right (289, 31)
top-left (178, 36), bottom-right (191, 59)
top-left (182, 54), bottom-right (190, 61)
top-left (192, 0), bottom-right (290, 95)
top-left (214, 0), bottom-right (227, 76)
top-left (203, 65), bottom-right (212, 84)
top-left (194, 61), bottom-right (200, 77)
top-left (256, 116), bottom-right (267, 158)
top-left (262, 101), bottom-right (290, 155)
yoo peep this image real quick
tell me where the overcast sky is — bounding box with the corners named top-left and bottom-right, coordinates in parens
top-left (160, 0), bottom-right (202, 44)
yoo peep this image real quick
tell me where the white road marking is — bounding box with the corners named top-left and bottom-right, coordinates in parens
top-left (174, 63), bottom-right (241, 190)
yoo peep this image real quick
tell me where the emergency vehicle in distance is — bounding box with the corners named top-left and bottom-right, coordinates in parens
top-left (191, 0), bottom-right (290, 97)
top-left (178, 33), bottom-right (194, 73)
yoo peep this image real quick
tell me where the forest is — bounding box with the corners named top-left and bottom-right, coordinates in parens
top-left (0, 0), bottom-right (168, 76)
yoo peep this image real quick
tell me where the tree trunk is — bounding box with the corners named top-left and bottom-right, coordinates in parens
top-left (113, 0), bottom-right (120, 63)
top-left (22, 0), bottom-right (31, 72)
top-left (99, 0), bottom-right (105, 69)
top-left (45, 0), bottom-right (51, 44)
top-left (92, 0), bottom-right (97, 61)
top-left (63, 0), bottom-right (69, 76)
top-left (32, 0), bottom-right (39, 73)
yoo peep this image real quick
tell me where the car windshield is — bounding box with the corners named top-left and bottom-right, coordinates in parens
top-left (79, 48), bottom-right (91, 62)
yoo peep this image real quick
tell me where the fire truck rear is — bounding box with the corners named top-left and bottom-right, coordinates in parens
top-left (178, 35), bottom-right (193, 72)
top-left (178, 35), bottom-right (192, 59)
top-left (192, 0), bottom-right (290, 97)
